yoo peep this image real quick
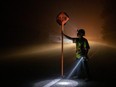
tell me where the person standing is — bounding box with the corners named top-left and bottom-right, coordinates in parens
top-left (63, 29), bottom-right (90, 80)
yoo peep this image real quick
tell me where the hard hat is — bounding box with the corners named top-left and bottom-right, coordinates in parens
top-left (77, 29), bottom-right (85, 36)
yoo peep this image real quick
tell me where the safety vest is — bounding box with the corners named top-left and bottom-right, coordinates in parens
top-left (76, 39), bottom-right (87, 58)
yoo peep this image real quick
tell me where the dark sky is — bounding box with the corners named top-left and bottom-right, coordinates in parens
top-left (1, 0), bottom-right (116, 50)
top-left (101, 0), bottom-right (116, 45)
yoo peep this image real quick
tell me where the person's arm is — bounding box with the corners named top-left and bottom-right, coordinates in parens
top-left (63, 32), bottom-right (73, 40)
top-left (62, 30), bottom-right (74, 40)
top-left (85, 39), bottom-right (90, 59)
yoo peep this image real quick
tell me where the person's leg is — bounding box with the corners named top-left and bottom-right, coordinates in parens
top-left (72, 58), bottom-right (83, 79)
top-left (65, 58), bottom-right (83, 79)
top-left (83, 58), bottom-right (91, 79)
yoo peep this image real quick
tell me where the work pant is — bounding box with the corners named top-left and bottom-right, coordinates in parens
top-left (81, 57), bottom-right (90, 79)
top-left (66, 56), bottom-right (90, 79)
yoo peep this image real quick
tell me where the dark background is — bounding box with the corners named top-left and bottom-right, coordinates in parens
top-left (1, 0), bottom-right (116, 50)
top-left (1, 0), bottom-right (116, 87)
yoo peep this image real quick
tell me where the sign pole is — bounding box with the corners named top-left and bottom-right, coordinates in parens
top-left (56, 11), bottom-right (69, 77)
top-left (61, 24), bottom-right (64, 77)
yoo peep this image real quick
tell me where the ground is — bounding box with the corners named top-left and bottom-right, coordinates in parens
top-left (1, 42), bottom-right (116, 87)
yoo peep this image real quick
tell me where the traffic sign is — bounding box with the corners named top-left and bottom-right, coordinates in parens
top-left (56, 11), bottom-right (69, 25)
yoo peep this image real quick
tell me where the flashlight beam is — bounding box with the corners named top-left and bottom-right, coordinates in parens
top-left (43, 79), bottom-right (61, 87)
top-left (66, 57), bottom-right (84, 79)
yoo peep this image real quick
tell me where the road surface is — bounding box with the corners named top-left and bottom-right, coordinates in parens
top-left (0, 42), bottom-right (116, 87)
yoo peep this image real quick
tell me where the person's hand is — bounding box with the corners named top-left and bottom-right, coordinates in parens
top-left (61, 28), bottom-right (64, 33)
top-left (62, 17), bottom-right (69, 25)
top-left (83, 56), bottom-right (89, 61)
